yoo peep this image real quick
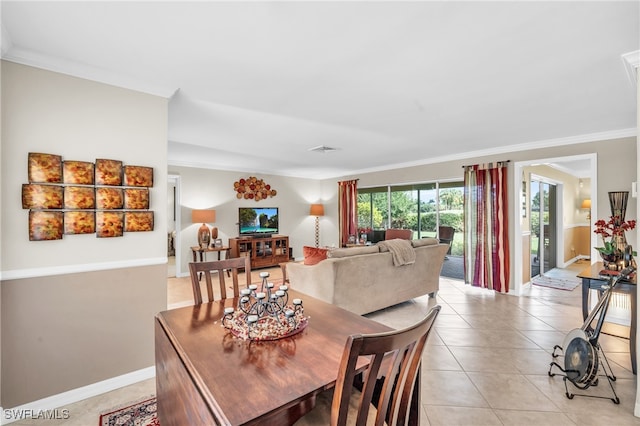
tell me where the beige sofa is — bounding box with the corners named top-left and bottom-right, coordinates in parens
top-left (285, 238), bottom-right (449, 315)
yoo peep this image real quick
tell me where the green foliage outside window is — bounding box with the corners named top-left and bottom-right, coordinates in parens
top-left (358, 183), bottom-right (464, 256)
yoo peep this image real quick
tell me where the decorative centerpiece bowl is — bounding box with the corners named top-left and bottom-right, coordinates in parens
top-left (221, 272), bottom-right (308, 341)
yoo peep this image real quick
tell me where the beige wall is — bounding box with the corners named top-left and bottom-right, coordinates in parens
top-left (523, 164), bottom-right (591, 226)
top-left (1, 266), bottom-right (166, 407)
top-left (168, 166), bottom-right (333, 275)
top-left (0, 56), bottom-right (4, 409)
top-left (521, 234), bottom-right (531, 283)
top-left (522, 164), bottom-right (592, 265)
top-left (337, 137), bottom-right (637, 288)
top-left (1, 62), bottom-right (168, 273)
top-left (1, 61), bottom-right (168, 407)
top-left (1, 60), bottom-right (636, 409)
top-left (348, 139), bottom-right (635, 224)
top-left (177, 138), bottom-right (636, 288)
top-left (565, 226), bottom-right (591, 259)
top-left (635, 72), bottom-right (639, 418)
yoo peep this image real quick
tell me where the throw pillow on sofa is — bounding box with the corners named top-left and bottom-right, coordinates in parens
top-left (303, 246), bottom-right (328, 265)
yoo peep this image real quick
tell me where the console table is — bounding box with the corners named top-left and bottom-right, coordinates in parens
top-left (577, 262), bottom-right (636, 374)
top-left (190, 245), bottom-right (230, 262)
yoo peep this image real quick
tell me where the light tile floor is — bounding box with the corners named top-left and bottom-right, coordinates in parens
top-left (11, 260), bottom-right (640, 425)
top-left (365, 260), bottom-right (640, 426)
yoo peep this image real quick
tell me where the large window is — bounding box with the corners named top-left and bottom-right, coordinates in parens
top-left (358, 181), bottom-right (464, 254)
top-left (357, 187), bottom-right (389, 231)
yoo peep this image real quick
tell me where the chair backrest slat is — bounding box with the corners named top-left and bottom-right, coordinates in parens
top-left (331, 305), bottom-right (441, 425)
top-left (188, 257), bottom-right (251, 304)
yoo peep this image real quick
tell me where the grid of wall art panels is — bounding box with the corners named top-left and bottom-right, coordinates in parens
top-left (21, 152), bottom-right (154, 241)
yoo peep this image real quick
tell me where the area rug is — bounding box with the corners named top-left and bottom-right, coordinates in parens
top-left (99, 395), bottom-right (159, 426)
top-left (532, 275), bottom-right (580, 291)
top-left (440, 255), bottom-right (464, 281)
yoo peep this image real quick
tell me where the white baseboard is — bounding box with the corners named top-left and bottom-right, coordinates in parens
top-left (560, 255), bottom-right (589, 269)
top-left (1, 366), bottom-right (155, 425)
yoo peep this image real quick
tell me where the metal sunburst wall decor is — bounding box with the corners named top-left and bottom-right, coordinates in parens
top-left (233, 176), bottom-right (277, 201)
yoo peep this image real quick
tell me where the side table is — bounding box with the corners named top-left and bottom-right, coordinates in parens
top-left (190, 246), bottom-right (231, 280)
top-left (577, 262), bottom-right (636, 374)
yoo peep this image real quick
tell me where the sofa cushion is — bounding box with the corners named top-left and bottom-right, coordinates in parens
top-left (328, 245), bottom-right (380, 258)
top-left (411, 238), bottom-right (439, 248)
top-left (303, 246), bottom-right (329, 265)
top-left (286, 242), bottom-right (449, 316)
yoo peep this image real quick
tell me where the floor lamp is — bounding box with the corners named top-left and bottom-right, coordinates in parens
top-left (310, 204), bottom-right (324, 247)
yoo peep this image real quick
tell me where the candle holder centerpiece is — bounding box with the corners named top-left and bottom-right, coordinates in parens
top-left (222, 272), bottom-right (308, 340)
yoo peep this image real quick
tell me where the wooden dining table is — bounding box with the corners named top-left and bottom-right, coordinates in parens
top-left (154, 289), bottom-right (411, 425)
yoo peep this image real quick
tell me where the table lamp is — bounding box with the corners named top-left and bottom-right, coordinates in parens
top-left (192, 209), bottom-right (216, 248)
top-left (310, 204), bottom-right (324, 247)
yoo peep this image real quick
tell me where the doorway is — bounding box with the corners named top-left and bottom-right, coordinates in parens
top-left (168, 174), bottom-right (181, 278)
top-left (513, 153), bottom-right (598, 296)
top-left (530, 179), bottom-right (557, 278)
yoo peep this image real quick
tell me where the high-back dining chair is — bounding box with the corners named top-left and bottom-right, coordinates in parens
top-left (295, 305), bottom-right (441, 426)
top-left (438, 226), bottom-right (455, 255)
top-left (384, 228), bottom-right (413, 240)
top-left (188, 256), bottom-right (251, 304)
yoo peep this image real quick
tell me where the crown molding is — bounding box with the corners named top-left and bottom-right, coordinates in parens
top-left (170, 128), bottom-right (636, 181)
top-left (2, 46), bottom-right (179, 99)
top-left (342, 128), bottom-right (637, 179)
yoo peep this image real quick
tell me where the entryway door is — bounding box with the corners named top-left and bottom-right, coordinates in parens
top-left (530, 180), bottom-right (557, 278)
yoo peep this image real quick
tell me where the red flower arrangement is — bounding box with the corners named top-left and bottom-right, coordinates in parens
top-left (593, 215), bottom-right (636, 256)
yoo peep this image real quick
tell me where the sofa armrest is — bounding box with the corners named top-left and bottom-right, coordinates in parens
top-left (284, 260), bottom-right (336, 304)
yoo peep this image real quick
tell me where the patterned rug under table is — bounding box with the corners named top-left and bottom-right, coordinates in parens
top-left (99, 395), bottom-right (158, 426)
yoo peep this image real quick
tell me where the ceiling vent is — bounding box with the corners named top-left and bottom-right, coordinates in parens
top-left (308, 145), bottom-right (339, 153)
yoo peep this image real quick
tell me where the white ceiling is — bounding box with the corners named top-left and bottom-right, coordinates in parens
top-left (2, 1), bottom-right (638, 179)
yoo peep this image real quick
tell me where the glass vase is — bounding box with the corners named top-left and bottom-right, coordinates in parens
top-left (608, 191), bottom-right (630, 252)
top-left (600, 251), bottom-right (622, 270)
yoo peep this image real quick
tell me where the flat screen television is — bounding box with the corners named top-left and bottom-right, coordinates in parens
top-left (239, 207), bottom-right (279, 236)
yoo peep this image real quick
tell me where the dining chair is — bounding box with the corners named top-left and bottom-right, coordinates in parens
top-left (188, 256), bottom-right (251, 304)
top-left (384, 228), bottom-right (413, 240)
top-left (295, 305), bottom-right (441, 426)
top-left (438, 225), bottom-right (455, 255)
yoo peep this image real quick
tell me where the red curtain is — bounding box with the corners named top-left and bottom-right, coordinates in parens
top-left (338, 179), bottom-right (358, 247)
top-left (463, 162), bottom-right (510, 292)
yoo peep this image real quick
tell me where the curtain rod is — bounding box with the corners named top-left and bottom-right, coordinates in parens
top-left (461, 160), bottom-right (511, 169)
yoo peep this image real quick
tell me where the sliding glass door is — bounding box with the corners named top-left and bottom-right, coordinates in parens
top-left (358, 181), bottom-right (463, 255)
top-left (530, 179), bottom-right (557, 278)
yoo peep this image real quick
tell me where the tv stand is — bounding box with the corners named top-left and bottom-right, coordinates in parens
top-left (249, 233), bottom-right (272, 239)
top-left (229, 235), bottom-right (289, 269)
